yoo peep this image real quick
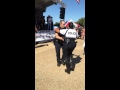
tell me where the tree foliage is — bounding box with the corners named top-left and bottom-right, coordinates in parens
top-left (76, 17), bottom-right (85, 26)
top-left (54, 17), bottom-right (85, 27)
top-left (54, 22), bottom-right (60, 26)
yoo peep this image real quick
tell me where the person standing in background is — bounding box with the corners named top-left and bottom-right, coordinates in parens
top-left (81, 27), bottom-right (85, 55)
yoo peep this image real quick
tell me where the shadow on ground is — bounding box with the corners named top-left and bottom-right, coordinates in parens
top-left (71, 54), bottom-right (82, 71)
top-left (35, 44), bottom-right (48, 48)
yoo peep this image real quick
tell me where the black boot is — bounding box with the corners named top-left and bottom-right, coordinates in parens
top-left (57, 63), bottom-right (61, 67)
top-left (65, 69), bottom-right (70, 74)
top-left (65, 62), bottom-right (70, 74)
top-left (57, 61), bottom-right (61, 67)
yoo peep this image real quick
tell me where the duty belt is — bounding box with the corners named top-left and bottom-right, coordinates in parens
top-left (65, 38), bottom-right (75, 44)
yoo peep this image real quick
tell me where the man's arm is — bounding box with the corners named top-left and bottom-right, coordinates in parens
top-left (55, 28), bottom-right (68, 35)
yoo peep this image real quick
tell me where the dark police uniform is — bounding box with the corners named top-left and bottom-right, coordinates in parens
top-left (59, 29), bottom-right (78, 74)
top-left (54, 27), bottom-right (66, 66)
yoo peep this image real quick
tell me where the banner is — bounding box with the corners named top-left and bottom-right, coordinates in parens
top-left (35, 30), bottom-right (55, 42)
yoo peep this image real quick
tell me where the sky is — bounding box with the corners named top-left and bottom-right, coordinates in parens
top-left (43, 0), bottom-right (85, 24)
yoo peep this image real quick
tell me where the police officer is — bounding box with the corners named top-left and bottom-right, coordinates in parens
top-left (55, 22), bottom-right (79, 74)
top-left (54, 20), bottom-right (66, 67)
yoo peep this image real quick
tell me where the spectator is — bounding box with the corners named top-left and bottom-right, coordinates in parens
top-left (81, 28), bottom-right (85, 55)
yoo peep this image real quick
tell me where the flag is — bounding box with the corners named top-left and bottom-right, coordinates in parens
top-left (65, 21), bottom-right (70, 27)
top-left (65, 19), bottom-right (73, 27)
top-left (73, 22), bottom-right (80, 28)
top-left (76, 0), bottom-right (80, 4)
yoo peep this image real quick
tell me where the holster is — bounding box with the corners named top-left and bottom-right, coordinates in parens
top-left (63, 37), bottom-right (75, 44)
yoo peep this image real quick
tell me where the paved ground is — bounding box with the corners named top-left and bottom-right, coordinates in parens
top-left (35, 39), bottom-right (85, 90)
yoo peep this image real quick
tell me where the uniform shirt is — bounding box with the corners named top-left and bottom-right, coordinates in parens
top-left (55, 27), bottom-right (66, 39)
top-left (60, 29), bottom-right (79, 38)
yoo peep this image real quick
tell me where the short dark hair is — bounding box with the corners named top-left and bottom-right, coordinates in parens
top-left (69, 22), bottom-right (74, 29)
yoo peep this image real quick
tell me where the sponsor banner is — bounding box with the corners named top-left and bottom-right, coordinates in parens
top-left (35, 30), bottom-right (55, 42)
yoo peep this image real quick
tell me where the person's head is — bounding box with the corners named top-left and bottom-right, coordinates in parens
top-left (68, 22), bottom-right (74, 29)
top-left (60, 20), bottom-right (65, 28)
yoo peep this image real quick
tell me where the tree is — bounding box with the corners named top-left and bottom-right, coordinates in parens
top-left (76, 17), bottom-right (85, 26)
top-left (54, 22), bottom-right (60, 26)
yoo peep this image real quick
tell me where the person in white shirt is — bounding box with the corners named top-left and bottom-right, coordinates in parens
top-left (55, 22), bottom-right (79, 74)
top-left (81, 28), bottom-right (85, 55)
